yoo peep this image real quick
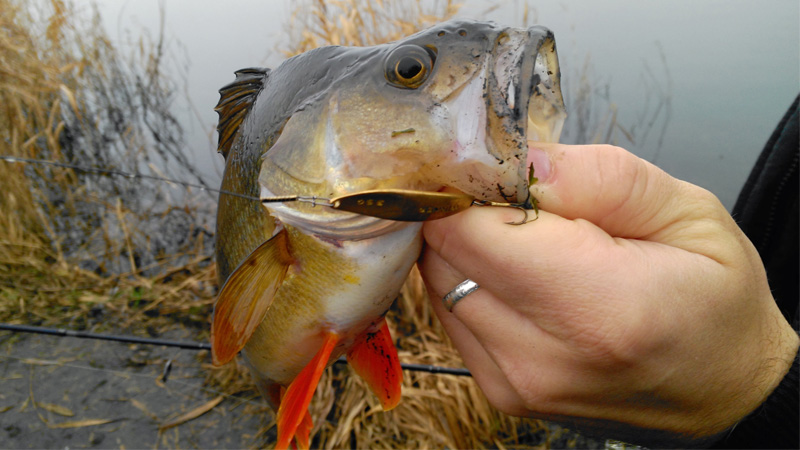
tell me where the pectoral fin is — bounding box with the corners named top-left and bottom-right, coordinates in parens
top-left (346, 319), bottom-right (403, 410)
top-left (276, 331), bottom-right (339, 449)
top-left (211, 229), bottom-right (292, 366)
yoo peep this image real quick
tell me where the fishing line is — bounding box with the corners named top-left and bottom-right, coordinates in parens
top-left (0, 155), bottom-right (258, 202)
top-left (0, 323), bottom-right (210, 350)
top-left (0, 155), bottom-right (534, 223)
top-left (0, 323), bottom-right (473, 377)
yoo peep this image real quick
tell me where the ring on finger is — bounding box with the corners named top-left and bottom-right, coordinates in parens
top-left (442, 279), bottom-right (480, 312)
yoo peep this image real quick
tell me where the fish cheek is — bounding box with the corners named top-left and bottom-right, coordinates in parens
top-left (423, 41), bottom-right (487, 100)
top-left (330, 90), bottom-right (451, 181)
top-left (264, 106), bottom-right (328, 187)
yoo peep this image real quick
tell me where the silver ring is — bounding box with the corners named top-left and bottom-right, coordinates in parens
top-left (442, 279), bottom-right (479, 312)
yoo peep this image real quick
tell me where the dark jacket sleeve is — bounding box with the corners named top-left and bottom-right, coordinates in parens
top-left (712, 94), bottom-right (799, 449)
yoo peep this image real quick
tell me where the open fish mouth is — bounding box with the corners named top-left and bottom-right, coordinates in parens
top-left (498, 27), bottom-right (565, 146)
top-left (509, 26), bottom-right (567, 199)
top-left (441, 25), bottom-right (566, 206)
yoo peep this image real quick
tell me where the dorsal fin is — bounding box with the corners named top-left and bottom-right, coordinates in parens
top-left (215, 67), bottom-right (270, 159)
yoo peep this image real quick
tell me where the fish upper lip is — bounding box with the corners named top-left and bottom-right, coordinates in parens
top-left (493, 30), bottom-right (528, 119)
top-left (493, 26), bottom-right (564, 130)
top-left (493, 26), bottom-right (565, 201)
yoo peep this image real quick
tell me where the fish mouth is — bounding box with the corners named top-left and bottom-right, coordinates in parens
top-left (491, 25), bottom-right (566, 203)
top-left (442, 25), bottom-right (566, 204)
top-left (498, 26), bottom-right (566, 146)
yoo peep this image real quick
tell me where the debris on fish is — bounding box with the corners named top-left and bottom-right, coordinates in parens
top-left (211, 19), bottom-right (566, 448)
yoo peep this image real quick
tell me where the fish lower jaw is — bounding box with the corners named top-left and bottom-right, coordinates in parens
top-left (260, 186), bottom-right (411, 241)
top-left (285, 212), bottom-right (409, 241)
top-left (524, 37), bottom-right (566, 144)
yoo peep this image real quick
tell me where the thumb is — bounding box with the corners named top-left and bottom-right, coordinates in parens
top-left (528, 143), bottom-right (738, 251)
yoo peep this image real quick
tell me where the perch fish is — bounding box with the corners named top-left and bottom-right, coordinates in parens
top-left (211, 19), bottom-right (566, 448)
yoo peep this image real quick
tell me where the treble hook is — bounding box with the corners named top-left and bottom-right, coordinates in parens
top-left (505, 205), bottom-right (530, 225)
top-left (471, 199), bottom-right (536, 225)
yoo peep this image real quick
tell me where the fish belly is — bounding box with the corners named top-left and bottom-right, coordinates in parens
top-left (243, 223), bottom-right (422, 387)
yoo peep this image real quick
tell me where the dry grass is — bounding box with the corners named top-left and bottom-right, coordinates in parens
top-left (0, 0), bottom-right (214, 329)
top-left (282, 0), bottom-right (460, 56)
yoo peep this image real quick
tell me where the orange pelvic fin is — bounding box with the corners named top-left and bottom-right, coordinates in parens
top-left (275, 331), bottom-right (339, 450)
top-left (293, 410), bottom-right (313, 450)
top-left (211, 229), bottom-right (292, 366)
top-left (346, 318), bottom-right (403, 410)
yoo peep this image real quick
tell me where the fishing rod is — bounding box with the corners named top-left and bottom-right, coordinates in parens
top-left (0, 323), bottom-right (473, 377)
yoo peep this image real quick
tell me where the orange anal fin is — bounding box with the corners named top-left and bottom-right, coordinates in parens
top-left (211, 229), bottom-right (292, 366)
top-left (346, 319), bottom-right (403, 410)
top-left (275, 331), bottom-right (339, 450)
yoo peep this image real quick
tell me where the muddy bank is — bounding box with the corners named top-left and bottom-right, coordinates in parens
top-left (0, 329), bottom-right (269, 449)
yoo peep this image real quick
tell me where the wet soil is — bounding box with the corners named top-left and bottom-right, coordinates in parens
top-left (0, 329), bottom-right (269, 449)
top-left (0, 328), bottom-right (606, 449)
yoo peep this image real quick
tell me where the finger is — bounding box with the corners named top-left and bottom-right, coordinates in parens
top-left (422, 203), bottom-right (630, 312)
top-left (418, 246), bottom-right (558, 411)
top-left (418, 249), bottom-right (529, 415)
top-left (528, 143), bottom-right (737, 246)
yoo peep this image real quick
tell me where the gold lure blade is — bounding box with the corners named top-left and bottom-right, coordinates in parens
top-left (330, 189), bottom-right (476, 221)
top-left (262, 189), bottom-right (534, 223)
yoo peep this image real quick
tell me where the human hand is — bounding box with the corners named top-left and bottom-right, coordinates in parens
top-left (418, 143), bottom-right (799, 446)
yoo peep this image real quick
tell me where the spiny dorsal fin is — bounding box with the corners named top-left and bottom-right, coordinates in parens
top-left (215, 67), bottom-right (270, 159)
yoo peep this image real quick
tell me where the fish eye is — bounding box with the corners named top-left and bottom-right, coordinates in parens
top-left (385, 45), bottom-right (436, 89)
top-left (397, 57), bottom-right (423, 80)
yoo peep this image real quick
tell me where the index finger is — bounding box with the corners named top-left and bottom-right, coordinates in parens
top-left (529, 143), bottom-right (745, 262)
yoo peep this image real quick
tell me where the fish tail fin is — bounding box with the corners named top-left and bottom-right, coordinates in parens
top-left (346, 318), bottom-right (403, 410)
top-left (275, 331), bottom-right (338, 449)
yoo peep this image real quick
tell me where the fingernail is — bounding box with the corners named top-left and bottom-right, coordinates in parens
top-left (526, 145), bottom-right (551, 183)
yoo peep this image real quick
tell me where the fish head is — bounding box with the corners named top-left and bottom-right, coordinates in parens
top-left (256, 19), bottom-right (566, 236)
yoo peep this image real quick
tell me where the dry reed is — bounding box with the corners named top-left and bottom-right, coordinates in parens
top-left (0, 0), bottom-right (214, 331)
